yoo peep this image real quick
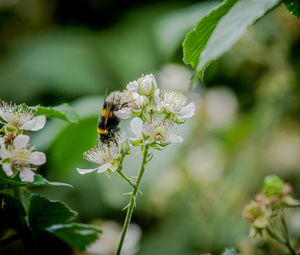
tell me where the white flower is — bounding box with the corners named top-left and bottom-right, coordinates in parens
top-left (136, 74), bottom-right (158, 96)
top-left (130, 117), bottom-right (183, 144)
top-left (0, 134), bottom-right (46, 182)
top-left (155, 90), bottom-right (195, 120)
top-left (115, 91), bottom-right (148, 119)
top-left (143, 119), bottom-right (183, 143)
top-left (0, 102), bottom-right (46, 131)
top-left (77, 142), bottom-right (120, 175)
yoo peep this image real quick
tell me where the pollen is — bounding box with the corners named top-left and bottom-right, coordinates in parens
top-left (97, 128), bottom-right (109, 135)
top-left (101, 109), bottom-right (114, 118)
top-left (12, 149), bottom-right (30, 166)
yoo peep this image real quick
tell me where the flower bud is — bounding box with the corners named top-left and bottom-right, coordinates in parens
top-left (243, 201), bottom-right (262, 222)
top-left (147, 106), bottom-right (155, 115)
top-left (253, 215), bottom-right (268, 229)
top-left (121, 141), bottom-right (131, 155)
top-left (137, 74), bottom-right (157, 96)
top-left (263, 175), bottom-right (284, 197)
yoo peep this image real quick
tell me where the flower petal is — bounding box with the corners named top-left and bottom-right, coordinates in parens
top-left (120, 131), bottom-right (127, 143)
top-left (126, 81), bottom-right (138, 93)
top-left (141, 122), bottom-right (152, 137)
top-left (29, 151), bottom-right (46, 165)
top-left (2, 164), bottom-right (13, 177)
top-left (114, 108), bottom-right (131, 119)
top-left (0, 137), bottom-right (4, 146)
top-left (0, 145), bottom-right (10, 158)
top-left (132, 93), bottom-right (143, 109)
top-left (13, 135), bottom-right (30, 149)
top-left (141, 74), bottom-right (157, 94)
top-left (20, 167), bottom-right (35, 182)
top-left (167, 134), bottom-right (183, 144)
top-left (97, 163), bottom-right (112, 173)
top-left (20, 115), bottom-right (46, 131)
top-left (153, 89), bottom-right (161, 108)
top-left (178, 102), bottom-right (195, 119)
top-left (76, 167), bottom-right (100, 175)
top-left (130, 117), bottom-right (143, 138)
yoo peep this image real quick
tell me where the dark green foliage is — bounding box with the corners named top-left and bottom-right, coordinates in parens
top-left (283, 0), bottom-right (300, 18)
top-left (183, 0), bottom-right (281, 79)
top-left (0, 169), bottom-right (72, 189)
top-left (21, 103), bottom-right (79, 124)
top-left (46, 223), bottom-right (102, 251)
top-left (28, 194), bottom-right (77, 229)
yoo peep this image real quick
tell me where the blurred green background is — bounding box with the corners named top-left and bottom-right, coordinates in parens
top-left (0, 0), bottom-right (300, 254)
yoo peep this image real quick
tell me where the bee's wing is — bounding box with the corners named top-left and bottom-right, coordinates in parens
top-left (104, 92), bottom-right (115, 126)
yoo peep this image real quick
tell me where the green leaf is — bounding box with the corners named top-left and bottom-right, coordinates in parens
top-left (221, 248), bottom-right (242, 255)
top-left (283, 0), bottom-right (300, 18)
top-left (21, 103), bottom-right (79, 124)
top-left (28, 194), bottom-right (77, 229)
top-left (46, 223), bottom-right (102, 251)
top-left (0, 169), bottom-right (72, 189)
top-left (183, 0), bottom-right (281, 79)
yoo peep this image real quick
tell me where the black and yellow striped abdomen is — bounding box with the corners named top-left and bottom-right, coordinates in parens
top-left (97, 93), bottom-right (122, 143)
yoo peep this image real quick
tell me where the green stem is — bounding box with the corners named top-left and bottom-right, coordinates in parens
top-left (116, 145), bottom-right (150, 255)
top-left (281, 217), bottom-right (297, 255)
top-left (266, 223), bottom-right (297, 255)
top-left (115, 154), bottom-right (136, 189)
top-left (117, 170), bottom-right (136, 189)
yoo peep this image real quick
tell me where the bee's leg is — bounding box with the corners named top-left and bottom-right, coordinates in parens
top-left (113, 137), bottom-right (118, 147)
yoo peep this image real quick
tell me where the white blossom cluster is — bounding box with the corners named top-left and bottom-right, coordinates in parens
top-left (77, 74), bottom-right (195, 175)
top-left (0, 102), bottom-right (46, 182)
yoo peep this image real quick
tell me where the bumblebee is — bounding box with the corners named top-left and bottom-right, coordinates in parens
top-left (97, 91), bottom-right (125, 143)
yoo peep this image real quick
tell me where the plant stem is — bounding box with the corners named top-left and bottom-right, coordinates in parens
top-left (116, 154), bottom-right (136, 189)
top-left (116, 145), bottom-right (150, 255)
top-left (117, 170), bottom-right (137, 188)
top-left (266, 220), bottom-right (297, 255)
top-left (281, 217), bottom-right (297, 255)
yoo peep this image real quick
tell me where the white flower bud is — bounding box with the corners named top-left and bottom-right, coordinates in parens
top-left (137, 74), bottom-right (158, 96)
